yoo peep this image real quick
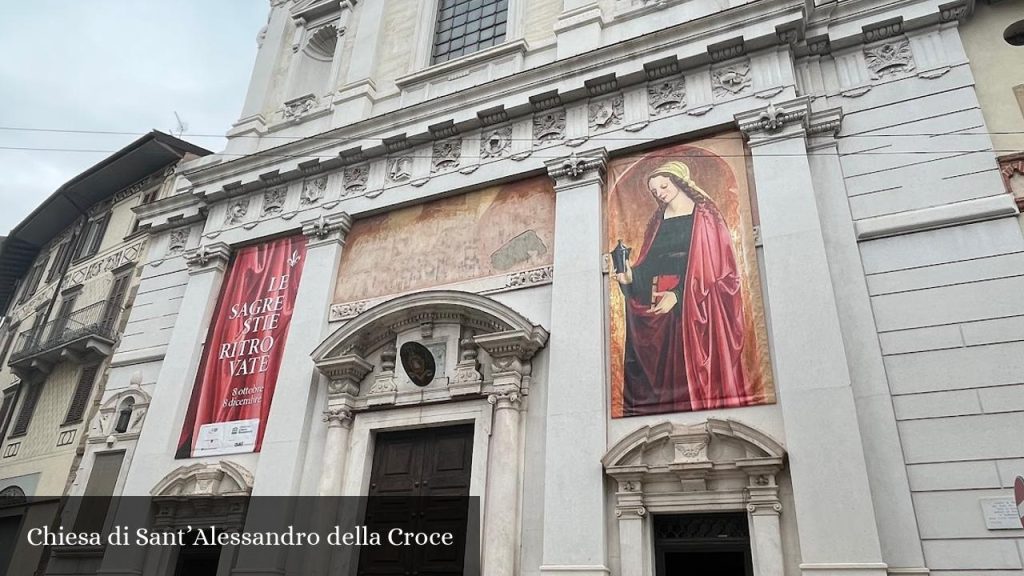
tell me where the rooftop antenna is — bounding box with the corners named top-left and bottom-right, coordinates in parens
top-left (171, 112), bottom-right (188, 138)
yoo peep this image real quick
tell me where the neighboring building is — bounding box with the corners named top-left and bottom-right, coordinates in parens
top-left (15, 0), bottom-right (1024, 575)
top-left (0, 132), bottom-right (210, 575)
top-left (960, 1), bottom-right (1024, 215)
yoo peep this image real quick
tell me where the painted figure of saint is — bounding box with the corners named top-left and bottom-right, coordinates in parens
top-left (614, 161), bottom-right (753, 415)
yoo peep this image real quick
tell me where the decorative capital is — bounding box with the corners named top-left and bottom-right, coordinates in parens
top-left (746, 501), bottom-right (783, 515)
top-left (323, 406), bottom-right (354, 428)
top-left (615, 505), bottom-right (646, 518)
top-left (316, 354), bottom-right (373, 397)
top-left (545, 149), bottom-right (608, 183)
top-left (302, 212), bottom-right (352, 243)
top-left (184, 242), bottom-right (232, 273)
top-left (736, 99), bottom-right (809, 139)
top-left (487, 390), bottom-right (522, 410)
top-left (806, 107), bottom-right (844, 138)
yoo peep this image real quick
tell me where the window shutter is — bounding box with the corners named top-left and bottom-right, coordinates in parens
top-left (52, 294), bottom-right (77, 338)
top-left (64, 364), bottom-right (99, 425)
top-left (0, 326), bottom-right (15, 364)
top-left (10, 381), bottom-right (43, 437)
top-left (87, 215), bottom-right (109, 256)
top-left (0, 389), bottom-right (18, 441)
top-left (45, 242), bottom-right (70, 283)
top-left (17, 261), bottom-right (46, 305)
top-left (100, 273), bottom-right (131, 330)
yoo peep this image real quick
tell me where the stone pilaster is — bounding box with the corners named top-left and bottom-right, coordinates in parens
top-left (736, 98), bottom-right (887, 576)
top-left (540, 148), bottom-right (610, 576)
top-left (250, 213), bottom-right (352, 497)
top-left (474, 329), bottom-right (546, 576)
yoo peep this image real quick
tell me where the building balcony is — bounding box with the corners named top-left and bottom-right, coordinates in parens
top-left (8, 301), bottom-right (117, 377)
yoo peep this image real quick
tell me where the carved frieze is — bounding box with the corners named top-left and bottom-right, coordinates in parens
top-left (588, 95), bottom-right (624, 132)
top-left (225, 199), bottom-right (249, 225)
top-left (533, 109), bottom-right (566, 144)
top-left (712, 61), bottom-right (751, 99)
top-left (386, 157), bottom-right (412, 183)
top-left (342, 164), bottom-right (369, 195)
top-left (282, 94), bottom-right (317, 121)
top-left (67, 240), bottom-right (147, 287)
top-left (301, 175), bottom-right (327, 205)
top-left (505, 265), bottom-right (553, 288)
top-left (480, 125), bottom-right (513, 159)
top-left (864, 39), bottom-right (916, 80)
top-left (648, 77), bottom-right (686, 115)
top-left (262, 187), bottom-right (287, 216)
top-left (431, 138), bottom-right (462, 173)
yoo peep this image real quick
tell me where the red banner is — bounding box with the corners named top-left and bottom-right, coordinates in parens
top-left (176, 235), bottom-right (308, 458)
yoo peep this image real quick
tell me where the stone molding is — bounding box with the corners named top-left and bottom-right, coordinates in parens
top-left (323, 406), bottom-right (354, 428)
top-left (151, 460), bottom-right (254, 497)
top-left (854, 194), bottom-right (1019, 240)
top-left (301, 211), bottom-right (353, 246)
top-left (546, 149), bottom-right (609, 189)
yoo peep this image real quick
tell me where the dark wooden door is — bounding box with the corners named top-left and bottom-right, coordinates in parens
top-left (359, 424), bottom-right (473, 576)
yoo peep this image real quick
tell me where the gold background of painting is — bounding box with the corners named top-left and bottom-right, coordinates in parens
top-left (334, 176), bottom-right (556, 303)
top-left (607, 133), bottom-right (776, 418)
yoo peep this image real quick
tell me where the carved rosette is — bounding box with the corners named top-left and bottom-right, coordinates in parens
top-left (480, 125), bottom-right (513, 159)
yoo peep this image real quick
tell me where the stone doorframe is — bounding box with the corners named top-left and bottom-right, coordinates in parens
top-left (602, 419), bottom-right (786, 576)
top-left (311, 289), bottom-right (548, 576)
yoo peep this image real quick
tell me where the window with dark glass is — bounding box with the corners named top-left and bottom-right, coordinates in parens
top-left (75, 214), bottom-right (110, 260)
top-left (0, 324), bottom-right (15, 365)
top-left (431, 0), bottom-right (508, 64)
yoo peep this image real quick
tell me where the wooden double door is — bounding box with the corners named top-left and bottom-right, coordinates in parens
top-left (358, 424), bottom-right (474, 576)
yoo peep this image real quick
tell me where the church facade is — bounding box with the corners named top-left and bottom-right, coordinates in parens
top-left (16, 0), bottom-right (1024, 575)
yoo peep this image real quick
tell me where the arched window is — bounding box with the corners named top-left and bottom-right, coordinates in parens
top-left (114, 397), bottom-right (135, 434)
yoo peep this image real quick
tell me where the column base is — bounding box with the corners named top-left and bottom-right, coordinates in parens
top-left (540, 565), bottom-right (611, 576)
top-left (800, 563), bottom-right (889, 576)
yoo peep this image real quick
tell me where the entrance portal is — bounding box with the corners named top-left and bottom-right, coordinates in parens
top-left (358, 424), bottom-right (473, 575)
top-left (654, 513), bottom-right (753, 576)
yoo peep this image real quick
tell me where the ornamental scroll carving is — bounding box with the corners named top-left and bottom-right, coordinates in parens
top-left (712, 61), bottom-right (751, 99)
top-left (648, 77), bottom-right (686, 115)
top-left (533, 109), bottom-right (566, 144)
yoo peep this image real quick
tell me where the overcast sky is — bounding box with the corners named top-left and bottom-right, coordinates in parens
top-left (0, 1), bottom-right (269, 235)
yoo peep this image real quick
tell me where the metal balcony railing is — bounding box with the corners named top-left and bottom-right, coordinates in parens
top-left (9, 301), bottom-right (117, 364)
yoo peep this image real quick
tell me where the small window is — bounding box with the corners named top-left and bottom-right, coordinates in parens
top-left (114, 397), bottom-right (135, 434)
top-left (431, 0), bottom-right (508, 64)
top-left (1005, 20), bottom-right (1024, 46)
top-left (16, 255), bottom-right (49, 305)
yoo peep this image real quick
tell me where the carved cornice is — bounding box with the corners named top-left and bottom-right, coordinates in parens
top-left (736, 99), bottom-right (809, 138)
top-left (184, 242), bottom-right (232, 273)
top-left (473, 328), bottom-right (549, 363)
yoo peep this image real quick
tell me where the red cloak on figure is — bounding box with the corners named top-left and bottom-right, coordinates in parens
top-left (622, 201), bottom-right (753, 415)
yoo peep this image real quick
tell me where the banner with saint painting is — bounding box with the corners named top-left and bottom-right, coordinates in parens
top-left (608, 133), bottom-right (775, 418)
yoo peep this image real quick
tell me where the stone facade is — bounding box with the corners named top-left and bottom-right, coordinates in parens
top-left (7, 0), bottom-right (1024, 575)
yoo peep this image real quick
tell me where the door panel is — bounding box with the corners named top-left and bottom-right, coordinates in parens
top-left (360, 424), bottom-right (473, 576)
